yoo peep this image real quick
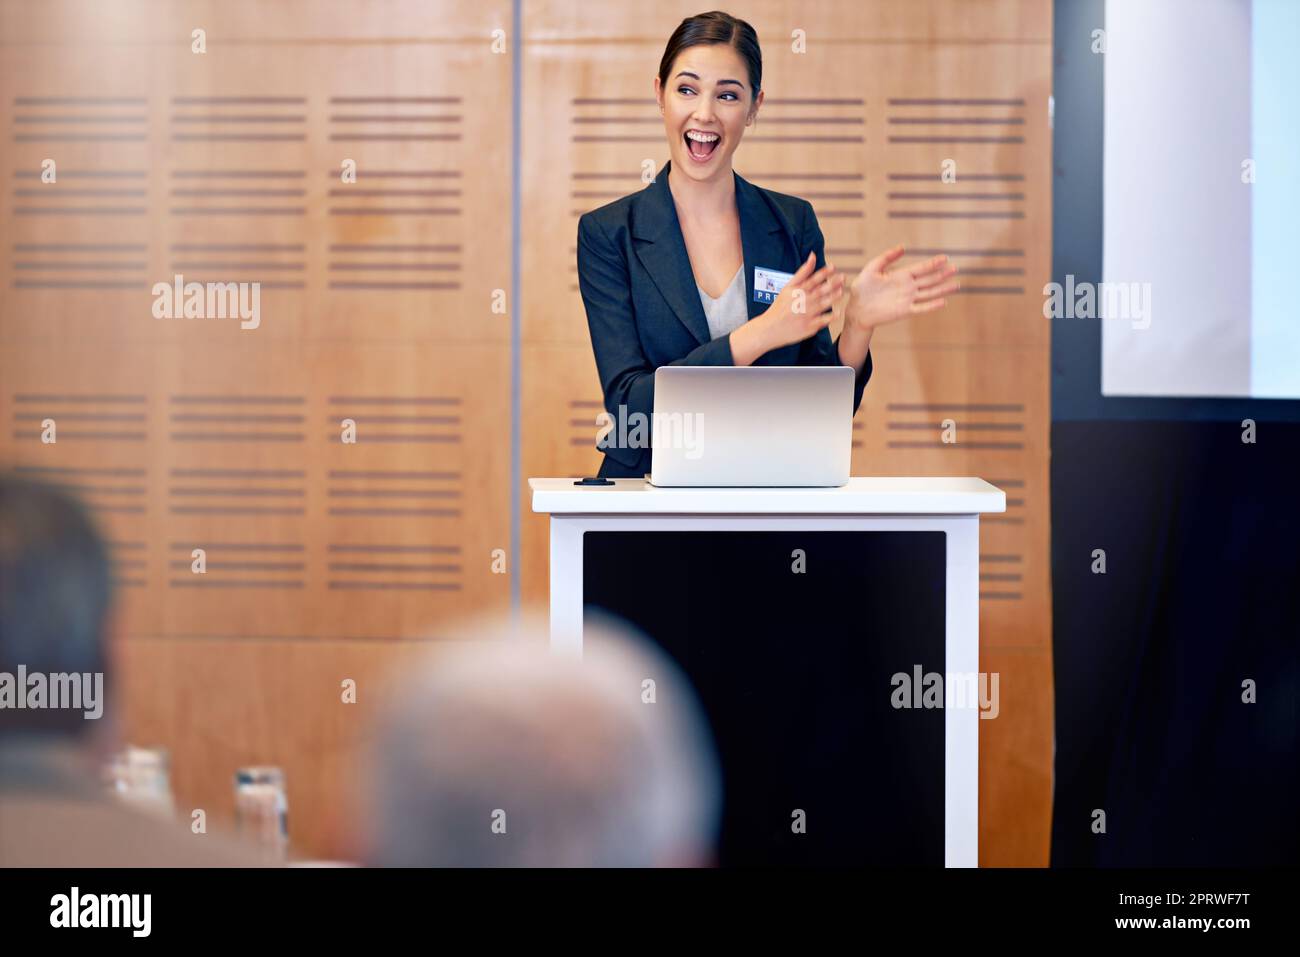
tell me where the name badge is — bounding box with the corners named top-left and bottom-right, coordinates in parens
top-left (753, 265), bottom-right (794, 304)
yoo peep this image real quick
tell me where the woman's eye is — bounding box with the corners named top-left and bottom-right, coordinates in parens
top-left (678, 86), bottom-right (694, 96)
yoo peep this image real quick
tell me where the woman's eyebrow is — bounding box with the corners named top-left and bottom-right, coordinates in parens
top-left (674, 71), bottom-right (743, 88)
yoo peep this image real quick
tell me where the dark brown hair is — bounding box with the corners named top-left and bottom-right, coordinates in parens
top-left (0, 474), bottom-right (111, 736)
top-left (658, 11), bottom-right (762, 98)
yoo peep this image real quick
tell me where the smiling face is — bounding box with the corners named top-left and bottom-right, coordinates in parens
top-left (654, 43), bottom-right (762, 183)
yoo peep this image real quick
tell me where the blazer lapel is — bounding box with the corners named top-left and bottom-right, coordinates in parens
top-left (631, 160), bottom-right (791, 347)
top-left (734, 167), bottom-right (795, 323)
top-left (631, 161), bottom-right (710, 346)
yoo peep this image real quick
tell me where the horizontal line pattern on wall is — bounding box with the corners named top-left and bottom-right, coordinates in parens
top-left (0, 0), bottom-right (514, 862)
top-left (0, 0), bottom-right (1050, 866)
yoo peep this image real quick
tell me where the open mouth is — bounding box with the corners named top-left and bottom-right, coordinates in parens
top-left (684, 129), bottom-right (720, 162)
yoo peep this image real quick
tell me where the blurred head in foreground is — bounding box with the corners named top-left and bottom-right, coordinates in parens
top-left (365, 613), bottom-right (721, 867)
top-left (0, 473), bottom-right (112, 738)
top-left (0, 472), bottom-right (258, 866)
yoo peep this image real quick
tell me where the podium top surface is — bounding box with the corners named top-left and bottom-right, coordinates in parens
top-left (529, 477), bottom-right (1006, 515)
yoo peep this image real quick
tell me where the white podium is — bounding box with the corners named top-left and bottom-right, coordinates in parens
top-left (529, 476), bottom-right (1005, 867)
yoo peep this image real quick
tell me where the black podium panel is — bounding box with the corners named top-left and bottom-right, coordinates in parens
top-left (583, 530), bottom-right (947, 866)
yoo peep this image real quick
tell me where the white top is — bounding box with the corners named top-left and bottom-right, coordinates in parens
top-left (697, 264), bottom-right (748, 340)
top-left (530, 477), bottom-right (1006, 515)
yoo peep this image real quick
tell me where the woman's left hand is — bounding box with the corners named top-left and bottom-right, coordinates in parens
top-left (843, 246), bottom-right (959, 333)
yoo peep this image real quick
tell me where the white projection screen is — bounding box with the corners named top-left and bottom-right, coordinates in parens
top-left (1102, 0), bottom-right (1299, 399)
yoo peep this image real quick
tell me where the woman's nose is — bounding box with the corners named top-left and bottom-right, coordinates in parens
top-left (692, 105), bottom-right (716, 125)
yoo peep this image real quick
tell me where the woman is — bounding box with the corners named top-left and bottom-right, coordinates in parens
top-left (577, 11), bottom-right (958, 479)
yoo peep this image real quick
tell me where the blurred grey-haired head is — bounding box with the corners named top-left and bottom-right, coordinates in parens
top-left (364, 612), bottom-right (721, 867)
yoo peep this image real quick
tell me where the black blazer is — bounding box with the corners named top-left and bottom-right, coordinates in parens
top-left (576, 158), bottom-right (873, 478)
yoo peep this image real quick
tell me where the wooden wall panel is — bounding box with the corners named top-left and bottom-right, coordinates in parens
top-left (3, 0), bottom-right (1054, 865)
top-left (0, 0), bottom-right (512, 860)
top-left (520, 0), bottom-right (1053, 865)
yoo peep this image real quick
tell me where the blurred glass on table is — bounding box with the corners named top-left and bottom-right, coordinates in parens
top-left (235, 766), bottom-right (289, 862)
top-left (103, 746), bottom-right (175, 818)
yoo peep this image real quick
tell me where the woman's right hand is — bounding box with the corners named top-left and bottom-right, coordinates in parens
top-left (729, 252), bottom-right (845, 366)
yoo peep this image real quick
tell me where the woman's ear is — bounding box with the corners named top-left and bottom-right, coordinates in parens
top-left (653, 74), bottom-right (663, 113)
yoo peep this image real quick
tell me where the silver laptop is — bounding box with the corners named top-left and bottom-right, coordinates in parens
top-left (647, 366), bottom-right (854, 487)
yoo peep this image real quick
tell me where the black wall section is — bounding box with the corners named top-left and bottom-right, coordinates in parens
top-left (1050, 420), bottom-right (1299, 865)
top-left (583, 530), bottom-right (947, 866)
